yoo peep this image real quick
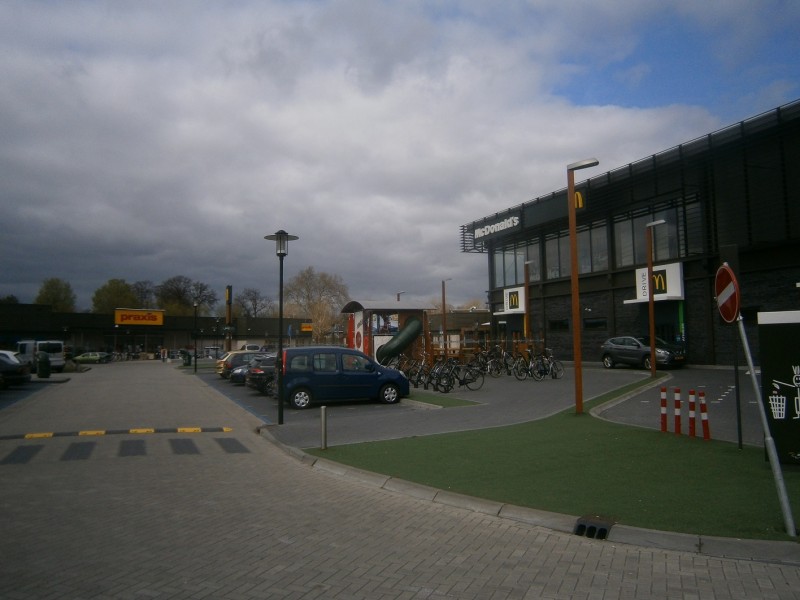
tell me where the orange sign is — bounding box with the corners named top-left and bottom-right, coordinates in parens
top-left (114, 309), bottom-right (165, 326)
top-left (300, 323), bottom-right (313, 332)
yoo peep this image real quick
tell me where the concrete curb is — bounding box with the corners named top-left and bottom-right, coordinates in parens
top-left (256, 423), bottom-right (800, 566)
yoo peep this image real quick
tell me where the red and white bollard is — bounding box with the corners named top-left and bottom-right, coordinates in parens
top-left (674, 388), bottom-right (682, 435)
top-left (660, 387), bottom-right (668, 432)
top-left (699, 391), bottom-right (711, 441)
top-left (688, 390), bottom-right (696, 438)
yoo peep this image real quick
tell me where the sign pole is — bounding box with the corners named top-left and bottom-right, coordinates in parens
top-left (736, 316), bottom-right (796, 537)
top-left (715, 263), bottom-right (795, 537)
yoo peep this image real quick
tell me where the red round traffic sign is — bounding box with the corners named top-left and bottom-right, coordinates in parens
top-left (715, 263), bottom-right (740, 323)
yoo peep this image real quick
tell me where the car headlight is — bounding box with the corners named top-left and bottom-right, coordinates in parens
top-left (656, 349), bottom-right (669, 357)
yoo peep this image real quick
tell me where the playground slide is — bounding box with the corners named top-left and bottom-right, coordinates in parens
top-left (376, 317), bottom-right (423, 365)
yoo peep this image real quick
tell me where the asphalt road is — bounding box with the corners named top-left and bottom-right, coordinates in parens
top-left (195, 360), bottom-right (768, 450)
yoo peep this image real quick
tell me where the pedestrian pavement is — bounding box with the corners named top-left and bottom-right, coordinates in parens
top-left (1, 360), bottom-right (799, 599)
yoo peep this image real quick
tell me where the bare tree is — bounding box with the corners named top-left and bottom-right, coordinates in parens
top-left (156, 276), bottom-right (218, 316)
top-left (284, 267), bottom-right (349, 343)
top-left (131, 280), bottom-right (156, 308)
top-left (234, 287), bottom-right (274, 318)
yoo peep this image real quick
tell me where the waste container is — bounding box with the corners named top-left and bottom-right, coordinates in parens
top-left (183, 352), bottom-right (192, 367)
top-left (37, 351), bottom-right (51, 378)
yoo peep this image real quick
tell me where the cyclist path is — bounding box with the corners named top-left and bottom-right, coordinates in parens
top-left (0, 362), bottom-right (798, 599)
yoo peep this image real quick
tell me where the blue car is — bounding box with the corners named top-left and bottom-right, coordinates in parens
top-left (280, 346), bottom-right (410, 409)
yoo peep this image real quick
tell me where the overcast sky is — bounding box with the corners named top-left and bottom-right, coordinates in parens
top-left (2, 1), bottom-right (799, 312)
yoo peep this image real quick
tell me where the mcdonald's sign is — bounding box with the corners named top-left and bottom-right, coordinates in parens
top-left (651, 269), bottom-right (667, 294)
top-left (574, 191), bottom-right (584, 209)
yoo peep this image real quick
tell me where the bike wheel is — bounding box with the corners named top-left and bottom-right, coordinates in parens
top-left (513, 358), bottom-right (528, 381)
top-left (551, 360), bottom-right (565, 379)
top-left (488, 359), bottom-right (502, 378)
top-left (437, 373), bottom-right (454, 393)
top-left (530, 360), bottom-right (545, 381)
top-left (465, 367), bottom-right (484, 390)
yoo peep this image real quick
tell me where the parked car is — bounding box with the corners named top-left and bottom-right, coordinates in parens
top-left (0, 350), bottom-right (22, 364)
top-left (600, 336), bottom-right (685, 370)
top-left (74, 352), bottom-right (111, 364)
top-left (0, 354), bottom-right (31, 388)
top-left (280, 346), bottom-right (410, 409)
top-left (216, 351), bottom-right (259, 379)
top-left (230, 354), bottom-right (273, 385)
top-left (245, 355), bottom-right (277, 394)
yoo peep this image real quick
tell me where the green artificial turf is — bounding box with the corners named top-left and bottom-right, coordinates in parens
top-left (307, 380), bottom-right (800, 541)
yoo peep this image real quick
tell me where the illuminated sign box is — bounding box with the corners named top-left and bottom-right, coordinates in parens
top-left (114, 308), bottom-right (165, 326)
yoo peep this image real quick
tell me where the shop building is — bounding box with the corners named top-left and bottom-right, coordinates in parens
top-left (461, 100), bottom-right (800, 365)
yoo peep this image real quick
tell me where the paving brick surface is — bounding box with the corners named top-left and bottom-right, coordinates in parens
top-left (1, 362), bottom-right (799, 599)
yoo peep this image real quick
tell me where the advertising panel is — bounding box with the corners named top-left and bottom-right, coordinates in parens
top-left (114, 308), bottom-right (166, 326)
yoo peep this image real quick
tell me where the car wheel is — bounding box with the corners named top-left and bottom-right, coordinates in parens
top-left (379, 383), bottom-right (401, 404)
top-left (642, 356), bottom-right (652, 370)
top-left (289, 388), bottom-right (312, 409)
top-left (602, 354), bottom-right (615, 369)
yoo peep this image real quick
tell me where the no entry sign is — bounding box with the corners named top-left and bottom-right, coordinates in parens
top-left (715, 263), bottom-right (740, 323)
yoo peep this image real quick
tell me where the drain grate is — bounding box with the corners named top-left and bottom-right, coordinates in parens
top-left (574, 515), bottom-right (614, 540)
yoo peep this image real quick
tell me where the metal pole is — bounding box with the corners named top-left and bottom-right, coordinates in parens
top-left (567, 168), bottom-right (583, 414)
top-left (277, 253), bottom-right (285, 425)
top-left (193, 304), bottom-right (198, 374)
top-left (441, 279), bottom-right (447, 356)
top-left (320, 406), bottom-right (327, 450)
top-left (647, 225), bottom-right (657, 377)
top-left (737, 316), bottom-right (796, 536)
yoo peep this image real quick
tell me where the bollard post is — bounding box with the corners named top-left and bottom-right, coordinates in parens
top-left (320, 406), bottom-right (327, 450)
top-left (660, 387), bottom-right (667, 432)
top-left (673, 388), bottom-right (681, 435)
top-left (699, 392), bottom-right (710, 441)
top-left (688, 390), bottom-right (696, 438)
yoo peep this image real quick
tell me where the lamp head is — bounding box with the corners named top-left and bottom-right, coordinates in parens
top-left (567, 158), bottom-right (599, 171)
top-left (265, 229), bottom-right (299, 257)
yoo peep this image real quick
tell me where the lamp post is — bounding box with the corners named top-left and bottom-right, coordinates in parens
top-left (524, 261), bottom-right (534, 344)
top-left (265, 229), bottom-right (298, 425)
top-left (193, 302), bottom-right (198, 374)
top-left (567, 158), bottom-right (599, 415)
top-left (441, 278), bottom-right (452, 355)
top-left (646, 219), bottom-right (666, 377)
top-left (396, 290), bottom-right (406, 302)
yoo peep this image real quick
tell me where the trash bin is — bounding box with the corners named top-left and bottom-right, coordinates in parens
top-left (37, 351), bottom-right (51, 379)
top-left (183, 352), bottom-right (192, 367)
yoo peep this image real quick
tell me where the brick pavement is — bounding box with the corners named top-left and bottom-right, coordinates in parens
top-left (1, 361), bottom-right (799, 599)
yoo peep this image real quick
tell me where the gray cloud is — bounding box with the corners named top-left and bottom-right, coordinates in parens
top-left (1, 1), bottom-right (797, 310)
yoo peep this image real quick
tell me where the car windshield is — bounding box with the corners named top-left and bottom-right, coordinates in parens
top-left (637, 336), bottom-right (670, 347)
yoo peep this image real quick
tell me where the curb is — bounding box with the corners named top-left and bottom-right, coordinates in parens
top-left (256, 425), bottom-right (799, 565)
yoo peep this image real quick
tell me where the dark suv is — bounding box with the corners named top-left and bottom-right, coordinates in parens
top-left (280, 346), bottom-right (410, 409)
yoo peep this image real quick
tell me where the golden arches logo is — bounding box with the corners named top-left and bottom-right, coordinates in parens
top-left (651, 271), bottom-right (667, 293)
top-left (574, 191), bottom-right (584, 209)
top-left (508, 291), bottom-right (520, 310)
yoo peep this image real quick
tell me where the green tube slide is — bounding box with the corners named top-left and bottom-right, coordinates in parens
top-left (376, 316), bottom-right (423, 364)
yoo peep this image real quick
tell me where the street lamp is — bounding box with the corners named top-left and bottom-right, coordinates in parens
top-left (567, 157), bottom-right (599, 415)
top-left (396, 290), bottom-right (406, 302)
top-left (265, 229), bottom-right (298, 425)
top-left (646, 219), bottom-right (666, 377)
top-left (193, 302), bottom-right (198, 374)
top-left (441, 278), bottom-right (452, 355)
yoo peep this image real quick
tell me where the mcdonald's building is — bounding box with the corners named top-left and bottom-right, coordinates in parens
top-left (461, 99), bottom-right (800, 365)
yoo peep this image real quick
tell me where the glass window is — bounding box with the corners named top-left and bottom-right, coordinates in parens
top-left (493, 250), bottom-right (504, 288)
top-left (545, 236), bottom-right (560, 279)
top-left (559, 236), bottom-right (571, 278)
top-left (313, 353), bottom-right (337, 372)
top-left (503, 248), bottom-right (516, 286)
top-left (591, 223), bottom-right (608, 271)
top-left (526, 240), bottom-right (541, 281)
top-left (614, 219), bottom-right (634, 268)
top-left (578, 228), bottom-right (592, 274)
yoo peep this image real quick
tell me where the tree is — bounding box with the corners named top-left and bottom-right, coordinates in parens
top-left (155, 276), bottom-right (218, 316)
top-left (35, 278), bottom-right (76, 312)
top-left (234, 288), bottom-right (274, 318)
top-left (131, 280), bottom-right (156, 308)
top-left (0, 295), bottom-right (19, 304)
top-left (92, 279), bottom-right (139, 314)
top-left (284, 267), bottom-right (349, 343)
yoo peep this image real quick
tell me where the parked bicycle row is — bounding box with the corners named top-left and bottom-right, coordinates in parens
top-left (383, 344), bottom-right (564, 393)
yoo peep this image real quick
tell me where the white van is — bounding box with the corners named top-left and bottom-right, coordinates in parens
top-left (16, 340), bottom-right (66, 372)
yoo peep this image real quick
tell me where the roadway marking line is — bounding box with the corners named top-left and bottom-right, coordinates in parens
top-left (1, 427), bottom-right (233, 442)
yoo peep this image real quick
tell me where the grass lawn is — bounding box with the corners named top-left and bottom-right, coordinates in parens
top-left (307, 379), bottom-right (800, 541)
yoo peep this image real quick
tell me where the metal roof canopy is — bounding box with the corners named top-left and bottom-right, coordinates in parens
top-left (341, 300), bottom-right (435, 313)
